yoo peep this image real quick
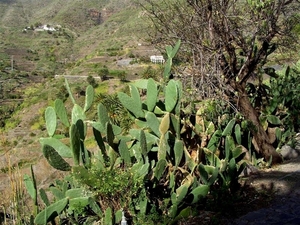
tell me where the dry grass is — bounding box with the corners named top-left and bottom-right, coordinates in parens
top-left (0, 152), bottom-right (30, 224)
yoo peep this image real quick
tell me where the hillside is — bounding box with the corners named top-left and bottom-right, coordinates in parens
top-left (0, 0), bottom-right (157, 169)
top-left (0, 1), bottom-right (159, 216)
top-left (0, 0), bottom-right (157, 128)
top-left (0, 0), bottom-right (154, 76)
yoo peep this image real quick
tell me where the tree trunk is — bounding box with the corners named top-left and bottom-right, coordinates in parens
top-left (236, 85), bottom-right (282, 164)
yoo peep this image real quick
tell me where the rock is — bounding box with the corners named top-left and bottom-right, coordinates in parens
top-left (280, 145), bottom-right (299, 160)
top-left (267, 127), bottom-right (277, 144)
top-left (240, 163), bottom-right (260, 177)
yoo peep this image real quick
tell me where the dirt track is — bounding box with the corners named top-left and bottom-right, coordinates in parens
top-left (231, 156), bottom-right (300, 224)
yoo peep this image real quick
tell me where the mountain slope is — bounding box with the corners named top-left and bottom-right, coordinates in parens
top-left (0, 0), bottom-right (153, 76)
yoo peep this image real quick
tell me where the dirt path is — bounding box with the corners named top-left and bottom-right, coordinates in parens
top-left (181, 152), bottom-right (300, 225)
top-left (230, 157), bottom-right (300, 224)
top-left (245, 157), bottom-right (300, 196)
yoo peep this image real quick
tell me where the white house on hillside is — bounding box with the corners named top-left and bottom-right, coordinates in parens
top-left (150, 55), bottom-right (165, 64)
top-left (35, 25), bottom-right (56, 32)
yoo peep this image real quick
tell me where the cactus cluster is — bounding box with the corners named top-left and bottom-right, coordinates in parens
top-left (25, 40), bottom-right (248, 224)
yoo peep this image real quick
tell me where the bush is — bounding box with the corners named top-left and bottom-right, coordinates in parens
top-left (141, 66), bottom-right (160, 81)
top-left (97, 66), bottom-right (109, 81)
top-left (269, 62), bottom-right (300, 131)
top-left (117, 71), bottom-right (127, 82)
top-left (87, 75), bottom-right (98, 88)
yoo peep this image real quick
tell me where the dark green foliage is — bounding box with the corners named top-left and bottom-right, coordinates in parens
top-left (97, 66), bottom-right (109, 81)
top-left (117, 70), bottom-right (127, 82)
top-left (95, 93), bottom-right (133, 131)
top-left (31, 41), bottom-right (247, 224)
top-left (246, 61), bottom-right (300, 149)
top-left (269, 62), bottom-right (300, 131)
top-left (56, 84), bottom-right (69, 102)
top-left (0, 104), bottom-right (18, 128)
top-left (141, 66), bottom-right (161, 81)
top-left (87, 75), bottom-right (98, 88)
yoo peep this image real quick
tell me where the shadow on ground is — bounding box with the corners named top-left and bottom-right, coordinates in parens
top-left (180, 157), bottom-right (300, 225)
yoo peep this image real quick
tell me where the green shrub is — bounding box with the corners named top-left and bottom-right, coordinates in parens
top-left (141, 66), bottom-right (161, 81)
top-left (96, 66), bottom-right (109, 81)
top-left (269, 61), bottom-right (300, 131)
top-left (87, 75), bottom-right (98, 88)
top-left (95, 93), bottom-right (133, 132)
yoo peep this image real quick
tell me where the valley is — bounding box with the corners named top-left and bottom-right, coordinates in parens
top-left (0, 0), bottom-right (159, 215)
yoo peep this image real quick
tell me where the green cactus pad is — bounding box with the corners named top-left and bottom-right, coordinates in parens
top-left (70, 124), bottom-right (81, 165)
top-left (45, 106), bottom-right (57, 137)
top-left (119, 139), bottom-right (131, 165)
top-left (65, 79), bottom-right (75, 105)
top-left (54, 99), bottom-right (70, 127)
top-left (118, 92), bottom-right (144, 118)
top-left (154, 159), bottom-right (167, 180)
top-left (39, 188), bottom-right (50, 206)
top-left (159, 113), bottom-right (170, 135)
top-left (146, 78), bottom-right (158, 111)
top-left (207, 130), bottom-right (222, 152)
top-left (72, 104), bottom-right (86, 125)
top-left (97, 103), bottom-right (110, 128)
top-left (84, 85), bottom-right (94, 112)
top-left (222, 118), bottom-right (236, 136)
top-left (145, 112), bottom-right (161, 137)
top-left (34, 198), bottom-right (68, 224)
top-left (40, 137), bottom-right (72, 158)
top-left (190, 185), bottom-right (209, 204)
top-left (171, 40), bottom-right (181, 58)
top-left (42, 144), bottom-right (71, 171)
top-left (104, 207), bottom-right (113, 225)
top-left (176, 184), bottom-right (188, 204)
top-left (235, 124), bottom-right (242, 145)
top-left (24, 174), bottom-right (36, 201)
top-left (165, 80), bottom-right (178, 112)
top-left (174, 140), bottom-right (184, 167)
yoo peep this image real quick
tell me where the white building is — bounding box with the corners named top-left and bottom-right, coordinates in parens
top-left (35, 25), bottom-right (56, 32)
top-left (150, 55), bottom-right (165, 64)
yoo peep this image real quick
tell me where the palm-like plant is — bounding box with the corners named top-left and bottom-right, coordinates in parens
top-left (95, 93), bottom-right (133, 132)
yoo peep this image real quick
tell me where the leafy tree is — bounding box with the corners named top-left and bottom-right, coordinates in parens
top-left (117, 70), bottom-right (127, 82)
top-left (56, 84), bottom-right (69, 102)
top-left (142, 0), bottom-right (300, 163)
top-left (97, 66), bottom-right (109, 81)
top-left (87, 75), bottom-right (98, 88)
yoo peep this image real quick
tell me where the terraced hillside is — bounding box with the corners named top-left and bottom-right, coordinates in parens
top-left (0, 0), bottom-right (151, 74)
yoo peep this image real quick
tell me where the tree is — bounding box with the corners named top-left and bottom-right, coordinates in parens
top-left (97, 66), bottom-right (109, 81)
top-left (141, 0), bottom-right (300, 163)
top-left (87, 75), bottom-right (98, 88)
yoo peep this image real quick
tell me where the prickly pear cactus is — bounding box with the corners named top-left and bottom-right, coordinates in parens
top-left (33, 39), bottom-right (247, 224)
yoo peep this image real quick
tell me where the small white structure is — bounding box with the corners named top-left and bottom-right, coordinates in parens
top-left (42, 25), bottom-right (56, 31)
top-left (35, 25), bottom-right (56, 32)
top-left (121, 210), bottom-right (127, 225)
top-left (150, 55), bottom-right (165, 64)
